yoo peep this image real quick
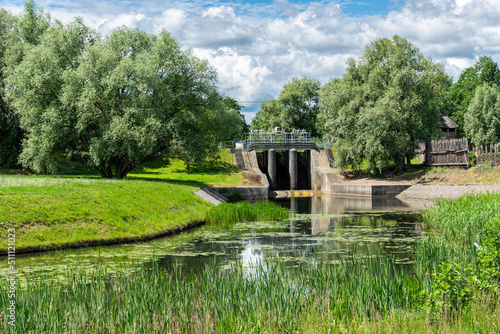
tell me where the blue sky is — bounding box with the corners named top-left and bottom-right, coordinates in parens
top-left (2, 0), bottom-right (500, 123)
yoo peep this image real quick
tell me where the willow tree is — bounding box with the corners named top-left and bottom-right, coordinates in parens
top-left (8, 22), bottom-right (229, 178)
top-left (251, 77), bottom-right (321, 136)
top-left (464, 83), bottom-right (500, 147)
top-left (0, 1), bottom-right (51, 168)
top-left (320, 35), bottom-right (450, 173)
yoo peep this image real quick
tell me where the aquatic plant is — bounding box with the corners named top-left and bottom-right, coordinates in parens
top-left (1, 255), bottom-right (420, 333)
top-left (423, 192), bottom-right (500, 245)
top-left (419, 193), bottom-right (500, 316)
top-left (205, 201), bottom-right (289, 226)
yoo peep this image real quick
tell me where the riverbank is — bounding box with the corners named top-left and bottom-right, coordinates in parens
top-left (338, 164), bottom-right (500, 186)
top-left (337, 165), bottom-right (500, 199)
top-left (398, 184), bottom-right (500, 200)
top-left (0, 177), bottom-right (214, 254)
top-left (0, 151), bottom-right (242, 254)
top-left (2, 157), bottom-right (500, 253)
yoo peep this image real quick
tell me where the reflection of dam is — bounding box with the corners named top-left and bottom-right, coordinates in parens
top-left (278, 196), bottom-right (431, 235)
top-left (279, 195), bottom-right (434, 215)
top-left (309, 195), bottom-right (433, 214)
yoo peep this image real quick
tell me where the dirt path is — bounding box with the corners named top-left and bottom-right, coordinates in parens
top-left (397, 184), bottom-right (500, 200)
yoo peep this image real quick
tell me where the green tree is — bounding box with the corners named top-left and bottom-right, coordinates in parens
top-left (222, 96), bottom-right (248, 140)
top-left (251, 77), bottom-right (321, 136)
top-left (8, 22), bottom-right (230, 178)
top-left (320, 35), bottom-right (449, 173)
top-left (0, 9), bottom-right (20, 168)
top-left (251, 98), bottom-right (285, 131)
top-left (442, 56), bottom-right (500, 137)
top-left (464, 83), bottom-right (500, 147)
top-left (0, 1), bottom-right (51, 168)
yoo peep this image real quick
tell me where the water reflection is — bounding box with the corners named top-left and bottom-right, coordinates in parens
top-left (276, 195), bottom-right (433, 215)
top-left (157, 210), bottom-right (423, 274)
top-left (2, 195), bottom-right (433, 284)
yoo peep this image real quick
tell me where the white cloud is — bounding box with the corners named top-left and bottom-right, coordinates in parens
top-left (5, 0), bottom-right (500, 122)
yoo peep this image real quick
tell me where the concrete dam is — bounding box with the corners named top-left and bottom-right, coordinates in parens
top-left (199, 129), bottom-right (411, 202)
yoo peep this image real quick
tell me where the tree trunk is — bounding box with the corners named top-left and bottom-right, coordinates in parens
top-left (114, 159), bottom-right (123, 179)
top-left (396, 156), bottom-right (405, 172)
top-left (405, 155), bottom-right (412, 170)
top-left (97, 168), bottom-right (107, 178)
top-left (105, 165), bottom-right (113, 178)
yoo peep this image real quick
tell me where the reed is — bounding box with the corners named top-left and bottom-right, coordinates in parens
top-left (5, 256), bottom-right (498, 333)
top-left (423, 192), bottom-right (500, 245)
top-left (416, 192), bottom-right (500, 280)
top-left (205, 201), bottom-right (290, 226)
top-left (1, 255), bottom-right (421, 333)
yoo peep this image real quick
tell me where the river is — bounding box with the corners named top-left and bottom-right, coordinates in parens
top-left (2, 195), bottom-right (433, 286)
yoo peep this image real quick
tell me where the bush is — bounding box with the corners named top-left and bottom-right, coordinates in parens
top-left (468, 151), bottom-right (477, 166)
top-left (424, 219), bottom-right (500, 316)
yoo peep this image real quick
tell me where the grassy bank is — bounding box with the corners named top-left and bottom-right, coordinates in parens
top-left (0, 150), bottom-right (242, 253)
top-left (340, 163), bottom-right (500, 185)
top-left (0, 177), bottom-right (213, 253)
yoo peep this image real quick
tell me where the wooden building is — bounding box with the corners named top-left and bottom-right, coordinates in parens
top-left (440, 115), bottom-right (459, 139)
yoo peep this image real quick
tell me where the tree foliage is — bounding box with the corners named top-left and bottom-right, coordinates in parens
top-left (8, 21), bottom-right (233, 178)
top-left (0, 1), bottom-right (51, 168)
top-left (442, 56), bottom-right (500, 138)
top-left (251, 77), bottom-right (321, 136)
top-left (320, 35), bottom-right (449, 173)
top-left (0, 9), bottom-right (20, 168)
top-left (221, 96), bottom-right (248, 140)
top-left (464, 83), bottom-right (500, 147)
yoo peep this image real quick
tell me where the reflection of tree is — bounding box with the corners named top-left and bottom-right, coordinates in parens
top-left (153, 213), bottom-right (424, 277)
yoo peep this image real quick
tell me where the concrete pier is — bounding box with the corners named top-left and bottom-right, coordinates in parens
top-left (268, 149), bottom-right (276, 190)
top-left (289, 148), bottom-right (297, 190)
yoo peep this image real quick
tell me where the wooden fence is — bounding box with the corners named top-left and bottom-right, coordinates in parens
top-left (473, 143), bottom-right (500, 164)
top-left (417, 138), bottom-right (469, 166)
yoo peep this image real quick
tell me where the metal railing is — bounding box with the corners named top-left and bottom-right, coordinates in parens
top-left (244, 129), bottom-right (312, 145)
top-left (222, 129), bottom-right (336, 168)
top-left (242, 128), bottom-right (318, 151)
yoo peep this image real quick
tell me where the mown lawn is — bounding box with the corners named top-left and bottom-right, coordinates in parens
top-left (0, 177), bottom-right (213, 252)
top-left (0, 149), bottom-right (242, 253)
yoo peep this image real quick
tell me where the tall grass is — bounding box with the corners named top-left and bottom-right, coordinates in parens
top-left (423, 192), bottom-right (500, 244)
top-left (416, 193), bottom-right (500, 314)
top-left (205, 201), bottom-right (290, 226)
top-left (1, 255), bottom-right (421, 334)
top-left (3, 258), bottom-right (498, 333)
top-left (417, 192), bottom-right (500, 277)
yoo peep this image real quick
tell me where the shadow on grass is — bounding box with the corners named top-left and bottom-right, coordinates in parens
top-left (340, 163), bottom-right (431, 182)
top-left (136, 159), bottom-right (238, 175)
top-left (125, 176), bottom-right (208, 188)
top-left (1, 154), bottom-right (239, 188)
top-left (0, 169), bottom-right (31, 176)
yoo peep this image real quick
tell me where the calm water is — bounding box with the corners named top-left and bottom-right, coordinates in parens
top-left (2, 195), bottom-right (432, 285)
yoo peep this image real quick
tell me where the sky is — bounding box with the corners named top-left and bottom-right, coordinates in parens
top-left (2, 0), bottom-right (500, 123)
